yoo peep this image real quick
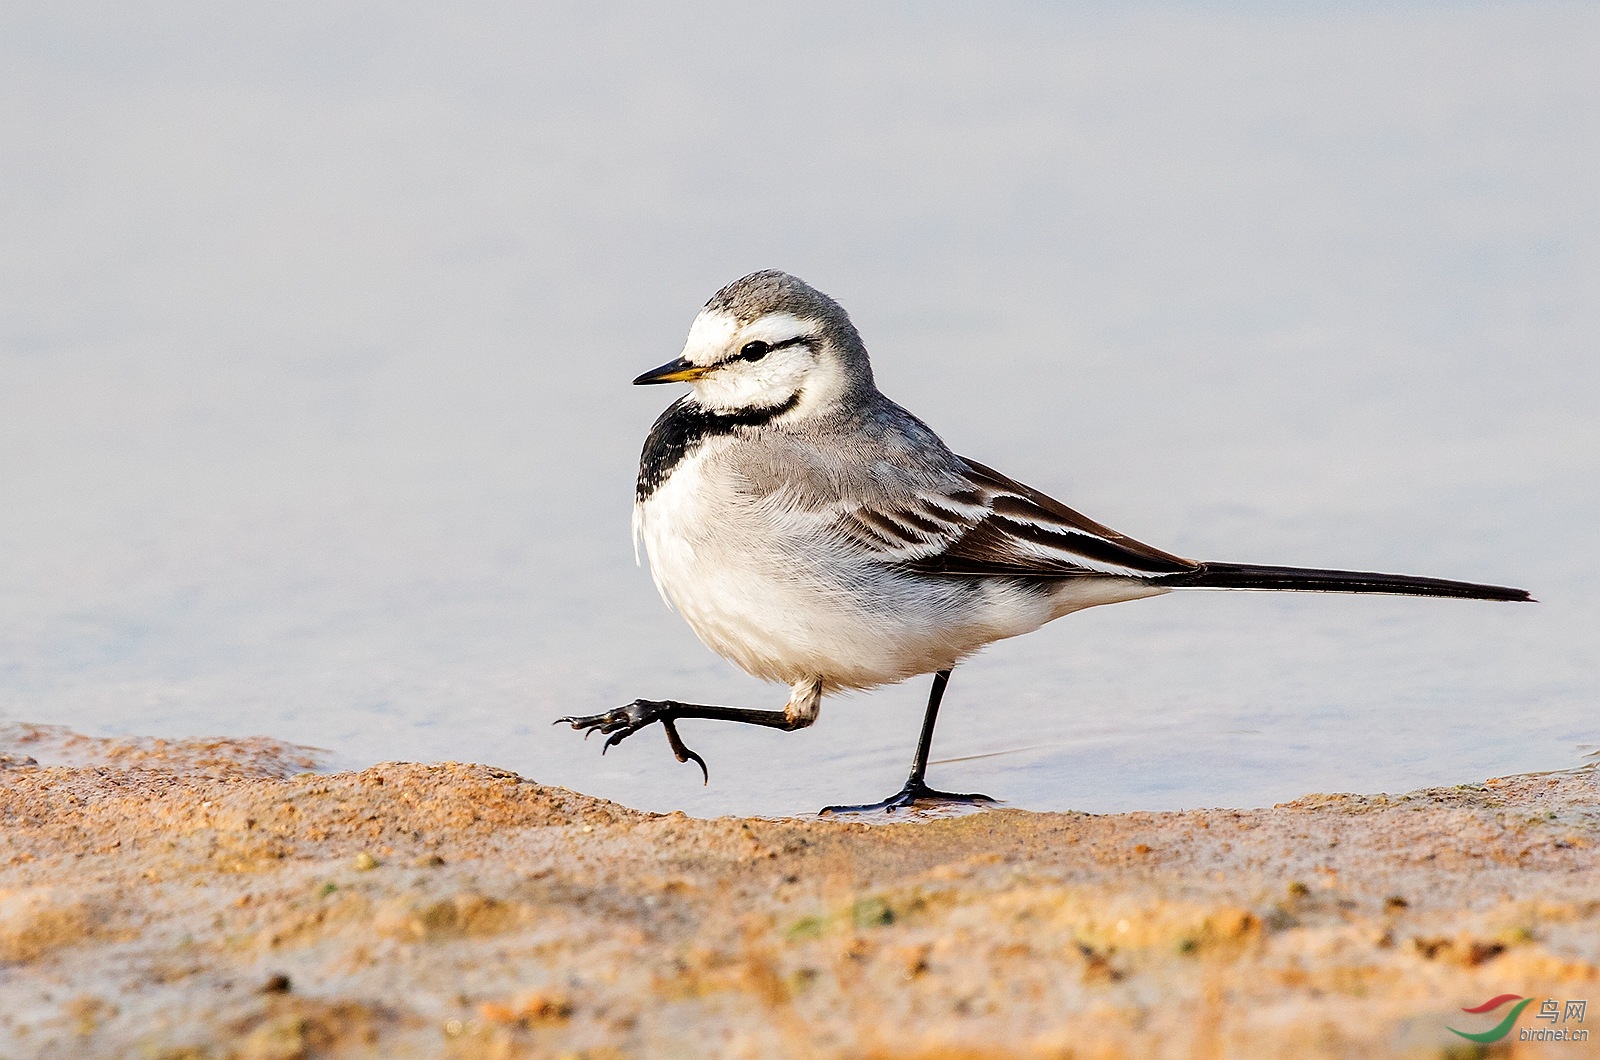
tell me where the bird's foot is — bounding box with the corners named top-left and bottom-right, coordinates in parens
top-left (556, 700), bottom-right (709, 784)
top-left (819, 778), bottom-right (997, 816)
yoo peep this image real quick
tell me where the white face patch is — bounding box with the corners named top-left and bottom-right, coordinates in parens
top-left (680, 309), bottom-right (739, 367)
top-left (681, 311), bottom-right (830, 415)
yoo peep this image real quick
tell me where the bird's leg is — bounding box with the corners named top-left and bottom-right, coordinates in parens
top-left (558, 681), bottom-right (822, 785)
top-left (820, 669), bottom-right (997, 815)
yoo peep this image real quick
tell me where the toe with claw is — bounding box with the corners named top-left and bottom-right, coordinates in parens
top-left (820, 778), bottom-right (996, 816)
top-left (556, 700), bottom-right (709, 784)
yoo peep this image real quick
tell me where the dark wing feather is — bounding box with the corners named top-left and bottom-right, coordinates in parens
top-left (832, 456), bottom-right (1199, 579)
top-left (826, 457), bottom-right (1530, 600)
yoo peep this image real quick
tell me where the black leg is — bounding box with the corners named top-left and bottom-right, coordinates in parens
top-left (557, 699), bottom-right (807, 784)
top-left (820, 669), bottom-right (997, 815)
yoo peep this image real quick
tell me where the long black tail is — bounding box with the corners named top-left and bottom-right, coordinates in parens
top-left (1151, 562), bottom-right (1533, 602)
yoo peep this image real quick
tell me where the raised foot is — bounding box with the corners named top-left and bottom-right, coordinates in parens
top-left (819, 779), bottom-right (997, 816)
top-left (555, 699), bottom-right (708, 784)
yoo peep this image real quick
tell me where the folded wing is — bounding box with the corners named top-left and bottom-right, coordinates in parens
top-left (833, 457), bottom-right (1200, 579)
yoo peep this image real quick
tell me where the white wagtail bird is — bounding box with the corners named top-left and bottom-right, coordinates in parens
top-left (560, 270), bottom-right (1532, 813)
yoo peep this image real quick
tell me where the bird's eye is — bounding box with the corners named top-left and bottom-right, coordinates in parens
top-left (739, 340), bottom-right (770, 361)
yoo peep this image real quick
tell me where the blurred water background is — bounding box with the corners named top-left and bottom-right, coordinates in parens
top-left (2, 2), bottom-right (1596, 816)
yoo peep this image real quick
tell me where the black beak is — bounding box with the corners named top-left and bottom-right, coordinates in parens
top-left (633, 357), bottom-right (710, 385)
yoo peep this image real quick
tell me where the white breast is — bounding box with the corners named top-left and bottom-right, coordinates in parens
top-left (634, 443), bottom-right (815, 683)
top-left (632, 443), bottom-right (1122, 691)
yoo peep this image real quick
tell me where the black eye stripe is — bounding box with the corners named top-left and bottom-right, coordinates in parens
top-left (735, 335), bottom-right (811, 363)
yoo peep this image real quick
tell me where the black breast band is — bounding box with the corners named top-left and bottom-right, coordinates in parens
top-left (636, 395), bottom-right (798, 501)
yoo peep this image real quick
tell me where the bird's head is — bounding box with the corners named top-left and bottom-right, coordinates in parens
top-left (634, 271), bottom-right (874, 420)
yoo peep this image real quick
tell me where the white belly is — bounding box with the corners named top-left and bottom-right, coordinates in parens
top-left (634, 451), bottom-right (1164, 690)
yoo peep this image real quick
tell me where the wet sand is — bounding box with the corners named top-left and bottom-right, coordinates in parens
top-left (1, 723), bottom-right (1596, 1058)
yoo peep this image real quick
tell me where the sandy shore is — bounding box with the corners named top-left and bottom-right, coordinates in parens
top-left (1, 724), bottom-right (1596, 1058)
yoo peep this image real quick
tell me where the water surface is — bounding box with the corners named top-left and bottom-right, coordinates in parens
top-left (2, 3), bottom-right (1596, 816)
